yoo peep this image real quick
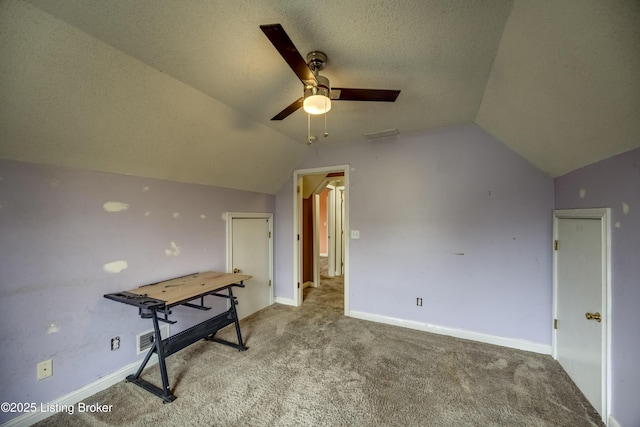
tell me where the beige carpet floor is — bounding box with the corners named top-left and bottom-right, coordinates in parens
top-left (35, 275), bottom-right (603, 426)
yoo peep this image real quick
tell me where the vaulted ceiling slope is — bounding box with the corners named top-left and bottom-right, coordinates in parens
top-left (1, 0), bottom-right (638, 194)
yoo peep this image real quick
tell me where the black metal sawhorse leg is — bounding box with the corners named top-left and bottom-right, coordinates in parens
top-left (126, 309), bottom-right (175, 402)
top-left (206, 285), bottom-right (248, 351)
top-left (125, 284), bottom-right (247, 402)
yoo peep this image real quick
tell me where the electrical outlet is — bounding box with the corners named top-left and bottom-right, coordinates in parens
top-left (111, 336), bottom-right (120, 351)
top-left (416, 297), bottom-right (423, 307)
top-left (37, 359), bottom-right (53, 380)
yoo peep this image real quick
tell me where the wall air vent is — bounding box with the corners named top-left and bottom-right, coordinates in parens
top-left (136, 324), bottom-right (170, 355)
top-left (363, 128), bottom-right (399, 139)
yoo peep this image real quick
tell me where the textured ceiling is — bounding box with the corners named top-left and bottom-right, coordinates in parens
top-left (477, 0), bottom-right (640, 178)
top-left (1, 0), bottom-right (639, 193)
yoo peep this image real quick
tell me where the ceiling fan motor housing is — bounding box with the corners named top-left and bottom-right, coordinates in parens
top-left (305, 51), bottom-right (330, 95)
top-left (305, 74), bottom-right (330, 96)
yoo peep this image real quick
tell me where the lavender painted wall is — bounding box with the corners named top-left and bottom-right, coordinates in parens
top-left (274, 176), bottom-right (294, 300)
top-left (275, 124), bottom-right (554, 344)
top-left (0, 159), bottom-right (273, 424)
top-left (555, 148), bottom-right (640, 427)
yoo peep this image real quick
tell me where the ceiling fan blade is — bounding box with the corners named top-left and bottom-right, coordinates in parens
top-left (260, 24), bottom-right (317, 87)
top-left (271, 97), bottom-right (304, 120)
top-left (331, 88), bottom-right (401, 102)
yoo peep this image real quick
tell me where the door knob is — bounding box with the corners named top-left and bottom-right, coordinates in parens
top-left (233, 268), bottom-right (241, 274)
top-left (585, 312), bottom-right (601, 323)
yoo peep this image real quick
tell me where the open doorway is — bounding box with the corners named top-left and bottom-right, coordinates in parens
top-left (316, 182), bottom-right (345, 281)
top-left (293, 165), bottom-right (349, 315)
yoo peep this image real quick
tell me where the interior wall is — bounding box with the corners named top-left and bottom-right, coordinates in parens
top-left (554, 147), bottom-right (640, 427)
top-left (274, 124), bottom-right (554, 344)
top-left (0, 159), bottom-right (274, 424)
top-left (274, 178), bottom-right (294, 300)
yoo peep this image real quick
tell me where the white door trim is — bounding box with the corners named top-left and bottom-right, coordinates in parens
top-left (293, 165), bottom-right (350, 315)
top-left (225, 212), bottom-right (274, 306)
top-left (552, 208), bottom-right (611, 423)
top-left (335, 185), bottom-right (345, 276)
top-left (313, 192), bottom-right (321, 287)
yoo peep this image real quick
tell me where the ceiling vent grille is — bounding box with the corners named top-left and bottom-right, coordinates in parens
top-left (363, 128), bottom-right (399, 139)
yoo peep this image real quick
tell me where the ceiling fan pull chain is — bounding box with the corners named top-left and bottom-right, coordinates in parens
top-left (324, 104), bottom-right (329, 138)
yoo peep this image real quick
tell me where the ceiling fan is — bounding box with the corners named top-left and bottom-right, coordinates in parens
top-left (260, 24), bottom-right (401, 121)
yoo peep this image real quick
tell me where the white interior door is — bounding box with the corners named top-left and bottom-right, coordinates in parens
top-left (554, 213), bottom-right (607, 420)
top-left (230, 217), bottom-right (272, 320)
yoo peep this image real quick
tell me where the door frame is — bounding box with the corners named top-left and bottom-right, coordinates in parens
top-left (293, 165), bottom-right (350, 315)
top-left (335, 185), bottom-right (345, 276)
top-left (552, 208), bottom-right (611, 422)
top-left (225, 212), bottom-right (274, 307)
top-left (312, 182), bottom-right (344, 285)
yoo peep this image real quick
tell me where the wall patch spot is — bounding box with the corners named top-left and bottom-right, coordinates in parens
top-left (165, 241), bottom-right (181, 256)
top-left (50, 178), bottom-right (61, 188)
top-left (142, 186), bottom-right (150, 192)
top-left (615, 222), bottom-right (621, 229)
top-left (144, 211), bottom-right (151, 216)
top-left (47, 323), bottom-right (60, 334)
top-left (103, 260), bottom-right (128, 273)
top-left (579, 188), bottom-right (586, 198)
top-left (622, 202), bottom-right (630, 215)
top-left (172, 212), bottom-right (180, 219)
top-left (200, 214), bottom-right (207, 219)
top-left (103, 201), bottom-right (129, 212)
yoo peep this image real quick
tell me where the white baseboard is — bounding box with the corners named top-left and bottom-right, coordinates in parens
top-left (608, 414), bottom-right (622, 427)
top-left (274, 297), bottom-right (296, 306)
top-left (349, 310), bottom-right (552, 355)
top-left (1, 356), bottom-right (158, 427)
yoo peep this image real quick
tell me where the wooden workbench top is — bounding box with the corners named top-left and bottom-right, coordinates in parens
top-left (127, 271), bottom-right (251, 307)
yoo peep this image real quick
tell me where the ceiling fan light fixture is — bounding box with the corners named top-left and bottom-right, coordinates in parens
top-left (303, 86), bottom-right (331, 115)
top-left (303, 94), bottom-right (331, 114)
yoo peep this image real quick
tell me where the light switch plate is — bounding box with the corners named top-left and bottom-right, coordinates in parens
top-left (350, 230), bottom-right (360, 239)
